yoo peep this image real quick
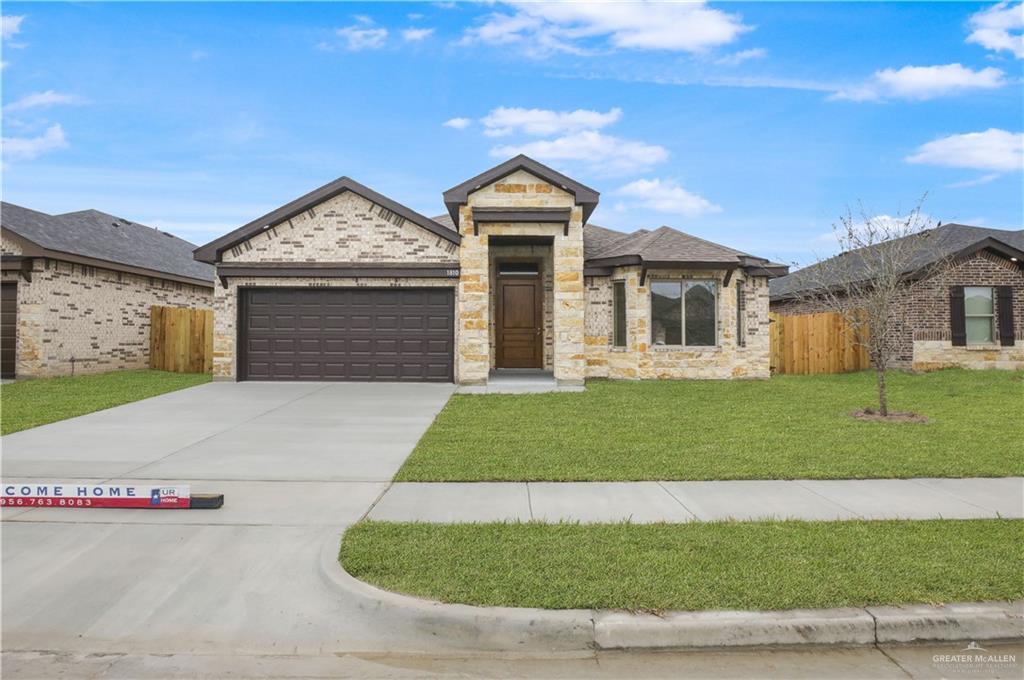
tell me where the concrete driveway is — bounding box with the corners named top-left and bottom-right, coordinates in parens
top-left (1, 381), bottom-right (454, 657)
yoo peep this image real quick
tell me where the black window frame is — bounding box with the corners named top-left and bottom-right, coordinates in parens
top-left (612, 281), bottom-right (627, 348)
top-left (736, 280), bottom-right (746, 348)
top-left (649, 279), bottom-right (718, 347)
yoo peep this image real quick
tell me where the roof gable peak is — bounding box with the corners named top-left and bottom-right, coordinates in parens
top-left (442, 155), bottom-right (600, 224)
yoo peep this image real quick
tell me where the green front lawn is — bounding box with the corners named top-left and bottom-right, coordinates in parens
top-left (398, 369), bottom-right (1024, 481)
top-left (1, 369), bottom-right (211, 435)
top-left (341, 519), bottom-right (1024, 611)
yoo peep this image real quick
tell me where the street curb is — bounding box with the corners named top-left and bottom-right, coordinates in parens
top-left (867, 601), bottom-right (1024, 643)
top-left (319, 536), bottom-right (595, 652)
top-left (322, 536), bottom-right (1024, 652)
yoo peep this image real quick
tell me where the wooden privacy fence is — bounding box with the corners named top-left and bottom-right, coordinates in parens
top-left (770, 311), bottom-right (870, 375)
top-left (149, 306), bottom-right (213, 373)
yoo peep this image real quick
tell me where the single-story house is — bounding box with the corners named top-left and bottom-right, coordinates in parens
top-left (1, 202), bottom-right (214, 378)
top-left (195, 155), bottom-right (787, 386)
top-left (770, 223), bottom-right (1024, 371)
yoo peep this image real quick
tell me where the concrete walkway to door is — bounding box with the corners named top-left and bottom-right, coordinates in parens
top-left (367, 478), bottom-right (1024, 523)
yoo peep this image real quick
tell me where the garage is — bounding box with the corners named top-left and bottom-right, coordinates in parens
top-left (1, 283), bottom-right (15, 379)
top-left (239, 287), bottom-right (454, 382)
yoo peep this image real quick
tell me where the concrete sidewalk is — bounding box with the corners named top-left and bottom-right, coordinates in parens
top-left (367, 477), bottom-right (1024, 523)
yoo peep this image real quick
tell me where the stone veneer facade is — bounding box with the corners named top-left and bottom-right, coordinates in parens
top-left (585, 267), bottom-right (771, 379)
top-left (1, 236), bottom-right (211, 377)
top-left (211, 191), bottom-right (458, 379)
top-left (456, 170), bottom-right (585, 385)
top-left (771, 251), bottom-right (1024, 371)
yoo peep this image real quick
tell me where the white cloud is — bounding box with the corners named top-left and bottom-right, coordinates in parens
top-left (402, 27), bottom-right (434, 42)
top-left (491, 130), bottom-right (668, 174)
top-left (480, 106), bottom-right (622, 137)
top-left (967, 1), bottom-right (1023, 59)
top-left (616, 178), bottom-right (721, 217)
top-left (190, 49), bottom-right (209, 61)
top-left (831, 64), bottom-right (1006, 101)
top-left (714, 47), bottom-right (767, 66)
top-left (2, 123), bottom-right (68, 160)
top-left (443, 117), bottom-right (472, 129)
top-left (334, 23), bottom-right (388, 51)
top-left (946, 173), bottom-right (1001, 189)
top-left (462, 1), bottom-right (749, 56)
top-left (2, 15), bottom-right (24, 40)
top-left (905, 128), bottom-right (1023, 172)
top-left (4, 90), bottom-right (85, 112)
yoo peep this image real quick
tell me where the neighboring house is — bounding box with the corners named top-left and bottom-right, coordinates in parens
top-left (195, 155), bottom-right (787, 385)
top-left (770, 224), bottom-right (1024, 371)
top-left (1, 203), bottom-right (214, 379)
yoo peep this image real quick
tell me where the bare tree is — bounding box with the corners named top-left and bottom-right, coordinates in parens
top-left (791, 199), bottom-right (949, 416)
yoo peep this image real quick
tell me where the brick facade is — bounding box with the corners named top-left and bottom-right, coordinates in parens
top-left (222, 191), bottom-right (456, 264)
top-left (211, 190), bottom-right (459, 379)
top-left (771, 251), bottom-right (1024, 370)
top-left (1, 235), bottom-right (212, 377)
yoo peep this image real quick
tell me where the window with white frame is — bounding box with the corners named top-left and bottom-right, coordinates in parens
top-left (964, 286), bottom-right (995, 344)
top-left (650, 280), bottom-right (717, 346)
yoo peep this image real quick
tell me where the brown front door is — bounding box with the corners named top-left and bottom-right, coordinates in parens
top-left (496, 276), bottom-right (542, 368)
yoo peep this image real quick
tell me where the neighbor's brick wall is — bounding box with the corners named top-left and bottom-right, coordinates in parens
top-left (212, 276), bottom-right (457, 380)
top-left (222, 191), bottom-right (457, 263)
top-left (584, 266), bottom-right (772, 379)
top-left (2, 256), bottom-right (211, 378)
top-left (771, 251), bottom-right (1024, 370)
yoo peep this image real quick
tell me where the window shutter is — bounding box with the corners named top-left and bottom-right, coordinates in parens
top-left (996, 286), bottom-right (1015, 346)
top-left (950, 286), bottom-right (966, 346)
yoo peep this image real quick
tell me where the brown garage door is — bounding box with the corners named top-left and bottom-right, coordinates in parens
top-left (1, 283), bottom-right (16, 379)
top-left (240, 288), bottom-right (454, 382)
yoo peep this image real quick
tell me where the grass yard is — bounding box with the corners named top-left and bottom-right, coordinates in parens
top-left (398, 369), bottom-right (1024, 481)
top-left (341, 519), bottom-right (1024, 611)
top-left (1, 369), bottom-right (211, 435)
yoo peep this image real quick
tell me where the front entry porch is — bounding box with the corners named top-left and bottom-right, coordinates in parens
top-left (456, 368), bottom-right (585, 394)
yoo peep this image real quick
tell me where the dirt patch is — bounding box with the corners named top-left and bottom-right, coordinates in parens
top-left (852, 408), bottom-right (930, 424)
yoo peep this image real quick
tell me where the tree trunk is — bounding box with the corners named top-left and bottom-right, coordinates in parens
top-left (875, 366), bottom-right (888, 417)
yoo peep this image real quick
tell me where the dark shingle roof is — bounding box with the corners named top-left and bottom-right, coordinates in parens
top-left (588, 225), bottom-right (747, 263)
top-left (429, 217), bottom-right (787, 275)
top-left (1, 202), bottom-right (214, 284)
top-left (770, 223), bottom-right (1024, 300)
top-left (430, 214), bottom-right (457, 232)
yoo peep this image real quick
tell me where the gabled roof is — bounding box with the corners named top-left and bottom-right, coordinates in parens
top-left (194, 176), bottom-right (460, 264)
top-left (770, 223), bottom-right (1024, 300)
top-left (1, 201), bottom-right (214, 285)
top-left (442, 154), bottom-right (600, 225)
top-left (583, 224), bottom-right (786, 276)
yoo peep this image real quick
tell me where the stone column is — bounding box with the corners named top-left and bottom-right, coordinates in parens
top-left (552, 207), bottom-right (586, 385)
top-left (456, 207), bottom-right (490, 385)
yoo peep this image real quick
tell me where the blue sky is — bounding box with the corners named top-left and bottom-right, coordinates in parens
top-left (2, 1), bottom-right (1021, 266)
